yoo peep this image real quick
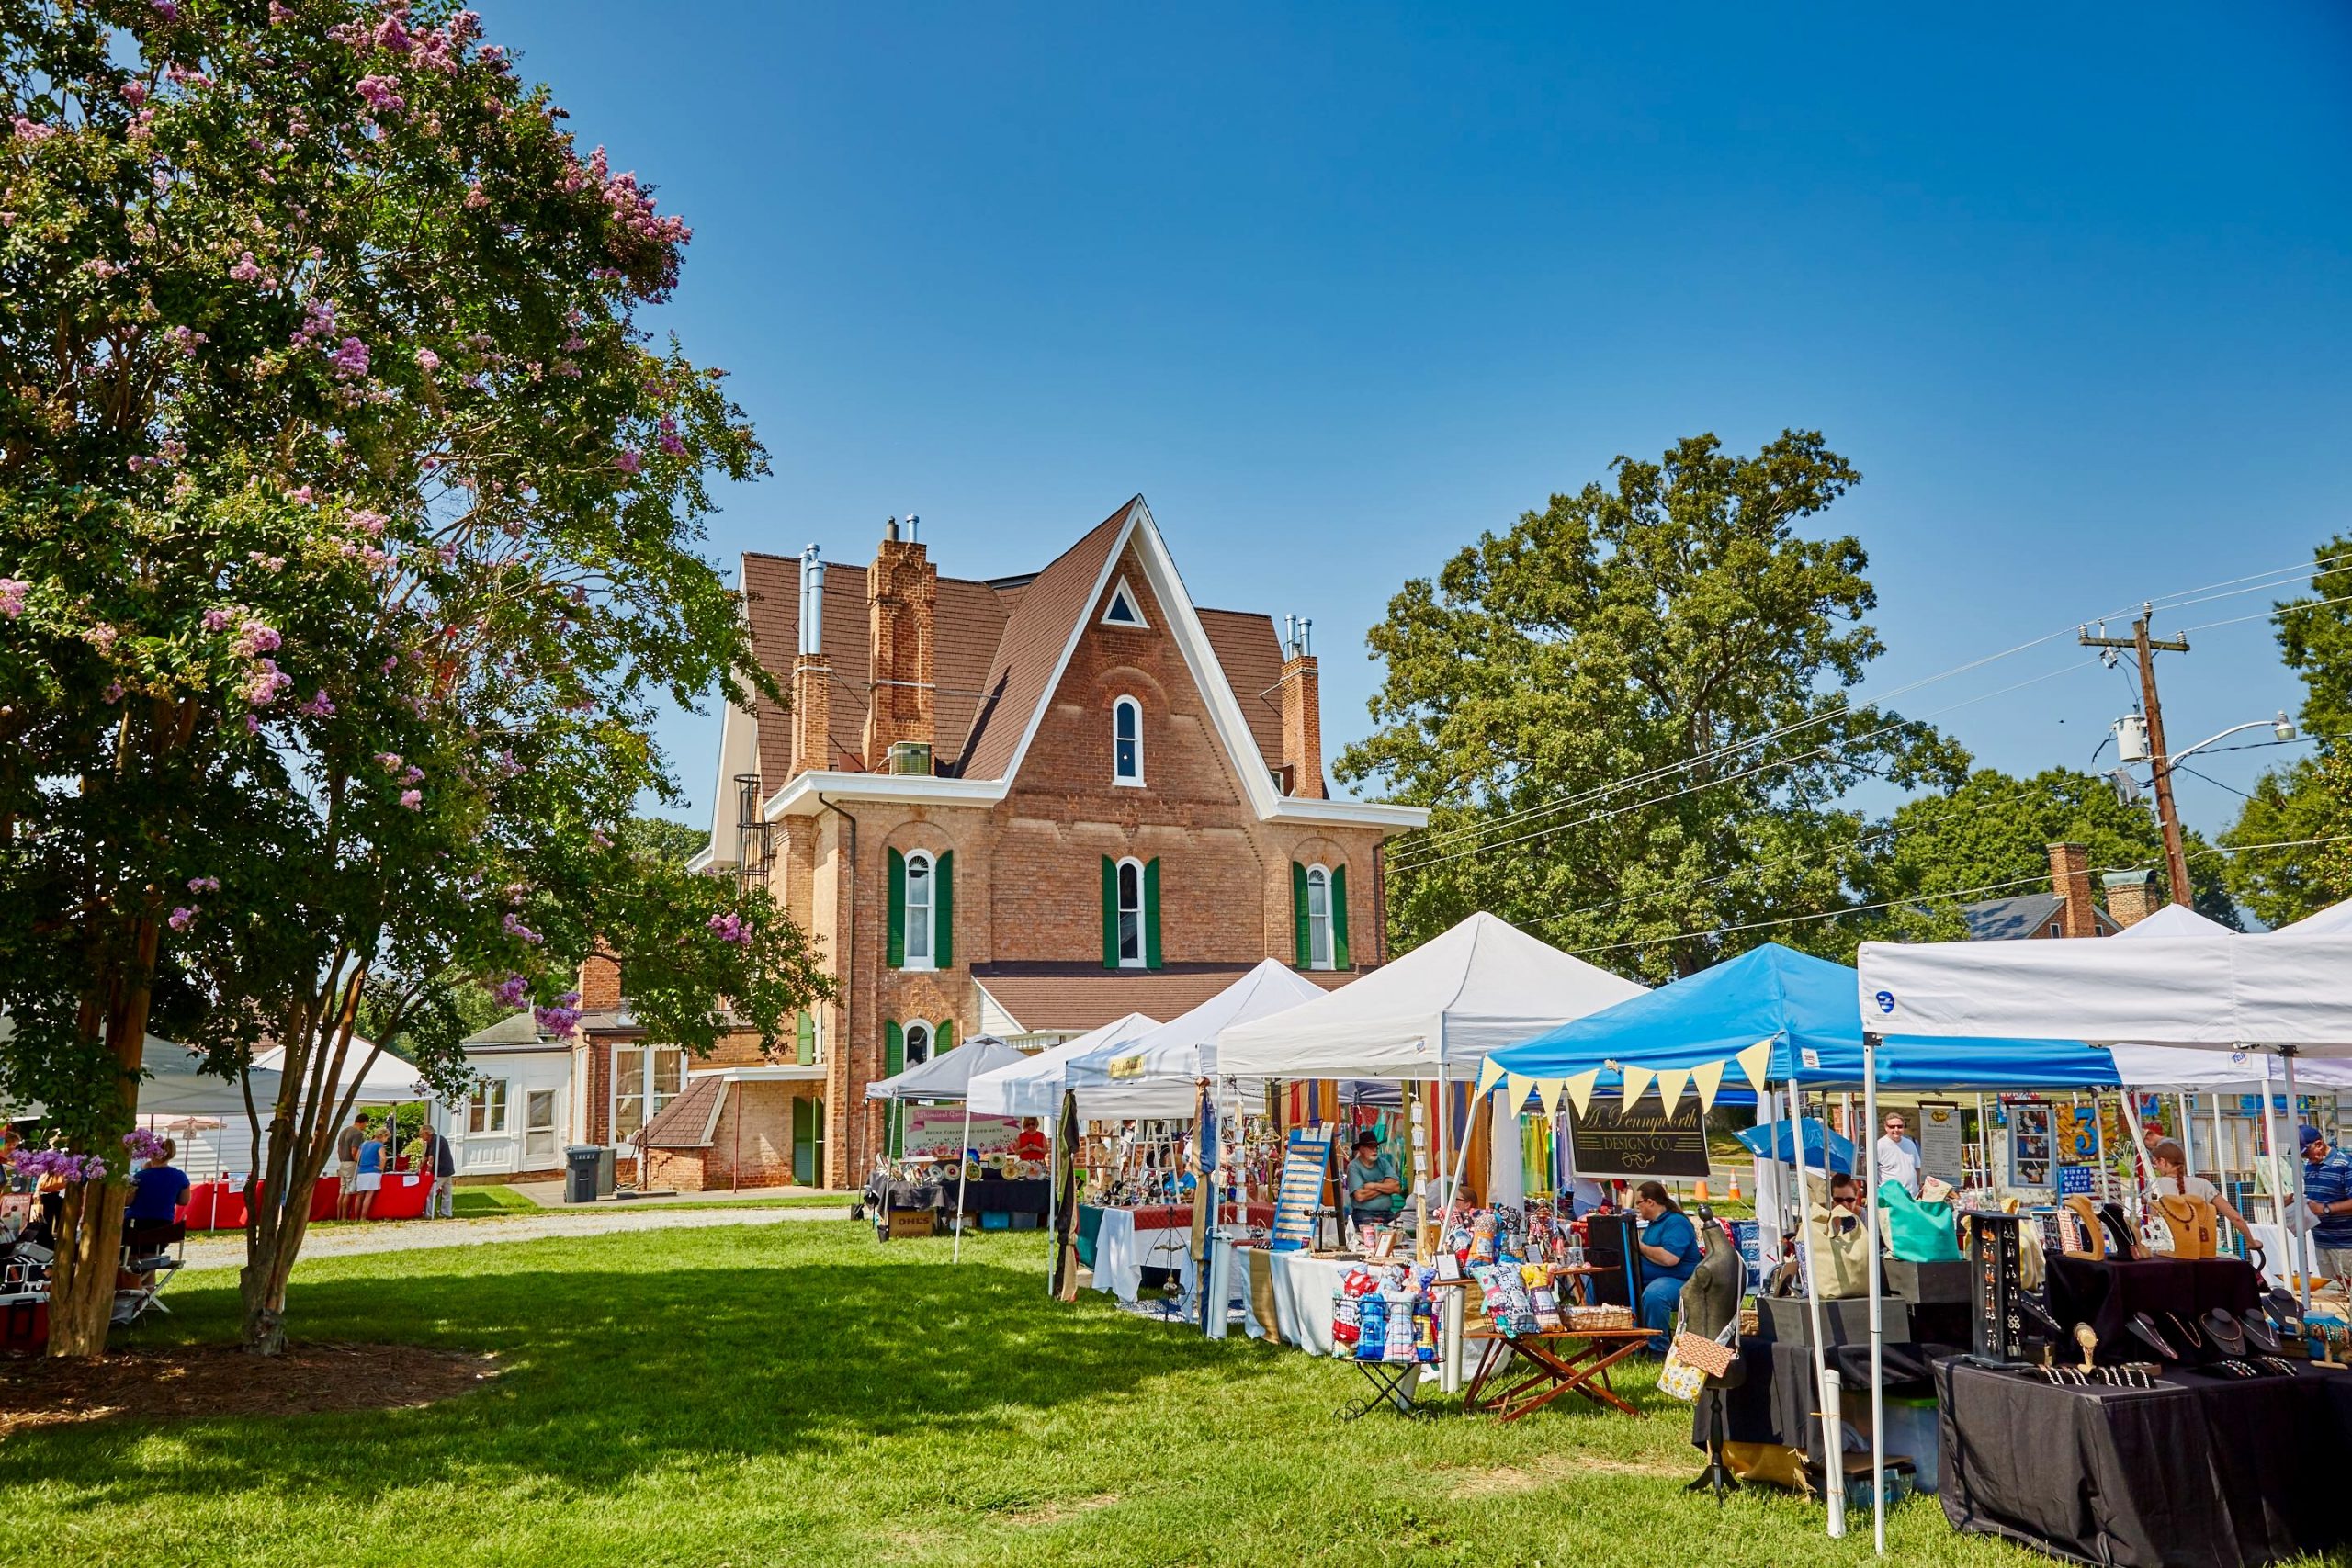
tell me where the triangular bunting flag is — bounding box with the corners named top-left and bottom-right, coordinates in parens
top-left (1690, 1058), bottom-right (1728, 1116)
top-left (1735, 1040), bottom-right (1773, 1092)
top-left (1654, 1066), bottom-right (1690, 1116)
top-left (1620, 1065), bottom-right (1655, 1113)
top-left (1535, 1077), bottom-right (1566, 1119)
top-left (1505, 1073), bottom-right (1538, 1116)
top-left (1564, 1070), bottom-right (1600, 1118)
top-left (1475, 1055), bottom-right (1508, 1097)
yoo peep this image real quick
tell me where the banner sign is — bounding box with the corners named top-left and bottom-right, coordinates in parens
top-left (1566, 1094), bottom-right (1709, 1180)
top-left (1270, 1124), bottom-right (1333, 1253)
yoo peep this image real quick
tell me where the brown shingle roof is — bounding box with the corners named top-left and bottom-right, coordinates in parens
top-left (1197, 608), bottom-right (1284, 775)
top-left (737, 500), bottom-right (1290, 788)
top-left (973, 964), bottom-right (1355, 1033)
top-left (953, 502), bottom-right (1134, 782)
top-left (639, 1077), bottom-right (726, 1149)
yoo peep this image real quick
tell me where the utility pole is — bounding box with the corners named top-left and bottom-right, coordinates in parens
top-left (2081, 604), bottom-right (2193, 907)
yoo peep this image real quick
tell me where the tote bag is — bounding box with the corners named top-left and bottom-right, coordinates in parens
top-left (1804, 1203), bottom-right (1871, 1299)
top-left (1877, 1182), bottom-right (1963, 1264)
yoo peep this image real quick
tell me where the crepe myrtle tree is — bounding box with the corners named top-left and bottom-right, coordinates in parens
top-left (0, 0), bottom-right (823, 1354)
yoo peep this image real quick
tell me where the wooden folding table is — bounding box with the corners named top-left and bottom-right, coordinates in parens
top-left (1463, 1325), bottom-right (1654, 1421)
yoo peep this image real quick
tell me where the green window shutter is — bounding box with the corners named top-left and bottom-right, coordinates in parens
top-left (1291, 862), bottom-right (1311, 966)
top-left (934, 850), bottom-right (954, 969)
top-left (1102, 855), bottom-right (1120, 970)
top-left (1143, 857), bottom-right (1163, 970)
top-left (886, 848), bottom-right (907, 968)
top-left (792, 1098), bottom-right (814, 1185)
top-left (812, 1097), bottom-right (826, 1188)
top-left (939, 1018), bottom-right (957, 1052)
top-left (795, 1010), bottom-right (815, 1066)
top-left (1330, 864), bottom-right (1351, 969)
top-left (885, 1019), bottom-right (904, 1077)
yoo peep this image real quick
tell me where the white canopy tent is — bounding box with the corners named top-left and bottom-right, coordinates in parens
top-left (2282, 895), bottom-right (2352, 935)
top-left (1062, 958), bottom-right (1321, 1107)
top-left (862, 1037), bottom-right (1030, 1102)
top-left (2101, 908), bottom-right (2352, 1089)
top-left (966, 1013), bottom-right (1159, 1121)
top-left (254, 1039), bottom-right (427, 1105)
top-left (1216, 911), bottom-right (1645, 1082)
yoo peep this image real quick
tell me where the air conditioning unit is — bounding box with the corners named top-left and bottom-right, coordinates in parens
top-left (888, 741), bottom-right (933, 777)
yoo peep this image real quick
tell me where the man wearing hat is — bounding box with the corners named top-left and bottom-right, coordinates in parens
top-left (2300, 1125), bottom-right (2352, 1281)
top-left (1343, 1131), bottom-right (1404, 1228)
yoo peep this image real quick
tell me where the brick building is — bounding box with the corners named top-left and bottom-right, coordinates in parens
top-left (578, 497), bottom-right (1426, 1190)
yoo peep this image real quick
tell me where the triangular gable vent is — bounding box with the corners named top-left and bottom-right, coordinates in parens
top-left (1101, 576), bottom-right (1148, 629)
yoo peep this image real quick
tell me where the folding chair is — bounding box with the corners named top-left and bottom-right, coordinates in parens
top-left (113, 1219), bottom-right (187, 1325)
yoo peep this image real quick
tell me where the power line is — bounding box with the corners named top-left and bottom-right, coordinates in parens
top-left (2178, 590), bottom-right (2352, 637)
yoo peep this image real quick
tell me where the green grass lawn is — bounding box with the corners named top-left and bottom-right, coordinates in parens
top-left (0, 1223), bottom-right (2095, 1565)
top-left (452, 1184), bottom-right (539, 1216)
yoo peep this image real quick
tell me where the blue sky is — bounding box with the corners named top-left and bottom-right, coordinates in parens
top-left (491, 2), bottom-right (2352, 840)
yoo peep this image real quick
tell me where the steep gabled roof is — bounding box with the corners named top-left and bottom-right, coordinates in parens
top-left (954, 502), bottom-right (1135, 782)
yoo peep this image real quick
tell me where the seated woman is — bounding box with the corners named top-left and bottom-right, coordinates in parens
top-left (1632, 1180), bottom-right (1702, 1354)
top-left (122, 1137), bottom-right (190, 1254)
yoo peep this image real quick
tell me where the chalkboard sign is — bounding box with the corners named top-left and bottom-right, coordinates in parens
top-left (1566, 1093), bottom-right (1710, 1180)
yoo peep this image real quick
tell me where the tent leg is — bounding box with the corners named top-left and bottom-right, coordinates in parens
top-left (1861, 1033), bottom-right (1886, 1557)
top-left (2283, 1052), bottom-right (2312, 1314)
top-left (1791, 1069), bottom-right (1844, 1540)
top-left (2117, 1092), bottom-right (2150, 1224)
top-left (953, 1102), bottom-right (972, 1265)
top-left (2261, 1078), bottom-right (2291, 1281)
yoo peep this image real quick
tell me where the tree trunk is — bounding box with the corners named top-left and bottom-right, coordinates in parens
top-left (46, 937), bottom-right (159, 1359)
top-left (238, 1198), bottom-right (311, 1356)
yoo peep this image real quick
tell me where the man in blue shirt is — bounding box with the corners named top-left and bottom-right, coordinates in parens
top-left (1633, 1179), bottom-right (1702, 1353)
top-left (1342, 1132), bottom-right (1404, 1228)
top-left (2300, 1125), bottom-right (2352, 1282)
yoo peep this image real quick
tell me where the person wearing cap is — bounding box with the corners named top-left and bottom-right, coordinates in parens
top-left (2299, 1124), bottom-right (2352, 1280)
top-left (1343, 1131), bottom-right (1403, 1227)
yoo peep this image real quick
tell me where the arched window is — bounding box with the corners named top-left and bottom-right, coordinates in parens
top-left (904, 1021), bottom-right (933, 1067)
top-left (904, 850), bottom-right (933, 968)
top-left (1306, 864), bottom-right (1333, 970)
top-left (1112, 696), bottom-right (1143, 785)
top-left (1116, 857), bottom-right (1145, 967)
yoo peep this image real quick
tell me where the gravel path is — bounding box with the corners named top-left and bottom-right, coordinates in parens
top-left (179, 1204), bottom-right (853, 1269)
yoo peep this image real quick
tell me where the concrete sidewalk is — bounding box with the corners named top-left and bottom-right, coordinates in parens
top-left (503, 1179), bottom-right (840, 1208)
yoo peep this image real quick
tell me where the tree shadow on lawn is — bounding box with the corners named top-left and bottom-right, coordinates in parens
top-left (0, 1246), bottom-right (1295, 1515)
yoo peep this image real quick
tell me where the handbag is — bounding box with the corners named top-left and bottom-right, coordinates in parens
top-left (1660, 1323), bottom-right (1736, 1403)
top-left (1804, 1203), bottom-right (1871, 1299)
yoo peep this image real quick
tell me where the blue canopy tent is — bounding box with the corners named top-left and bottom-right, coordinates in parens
top-left (1736, 1117), bottom-right (1853, 1174)
top-left (1486, 942), bottom-right (2119, 1553)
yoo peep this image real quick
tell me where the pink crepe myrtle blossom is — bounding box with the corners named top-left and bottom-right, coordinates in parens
top-left (11, 1148), bottom-right (107, 1184)
top-left (124, 1128), bottom-right (169, 1164)
top-left (0, 578), bottom-right (30, 618)
top-left (330, 336), bottom-right (370, 379)
top-left (122, 81), bottom-right (149, 107)
top-left (235, 618), bottom-right (281, 655)
top-left (187, 876), bottom-right (220, 894)
top-left (375, 751), bottom-right (402, 771)
top-left (371, 13), bottom-right (413, 53)
top-left (104, 681), bottom-right (126, 705)
top-left (243, 660), bottom-right (294, 707)
top-left (381, 654), bottom-right (400, 673)
top-left (299, 690), bottom-right (335, 718)
top-left (151, 0), bottom-right (179, 19)
top-left (202, 607), bottom-right (236, 632)
top-left (230, 252), bottom-right (262, 283)
top-left (615, 448), bottom-right (641, 475)
top-left (10, 117), bottom-right (58, 143)
top-left (414, 347), bottom-right (440, 372)
top-left (533, 993), bottom-right (583, 1036)
top-left (492, 973), bottom-right (531, 1009)
top-left (287, 483), bottom-right (317, 502)
top-left (402, 765), bottom-right (424, 784)
top-left (168, 906), bottom-right (195, 930)
top-left (86, 623), bottom-right (119, 651)
top-left (355, 74), bottom-right (404, 114)
top-left (399, 788), bottom-right (423, 810)
top-left (502, 912), bottom-right (544, 945)
top-left (707, 912), bottom-right (752, 947)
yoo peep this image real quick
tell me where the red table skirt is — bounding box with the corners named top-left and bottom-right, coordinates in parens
top-left (1125, 1201), bottom-right (1276, 1233)
top-left (181, 1174), bottom-right (435, 1230)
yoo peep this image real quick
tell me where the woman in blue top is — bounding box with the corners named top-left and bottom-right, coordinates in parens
top-left (354, 1124), bottom-right (387, 1221)
top-left (1633, 1179), bottom-right (1702, 1353)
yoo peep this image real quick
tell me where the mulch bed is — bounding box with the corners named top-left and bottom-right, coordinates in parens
top-left (0, 1342), bottom-right (499, 1436)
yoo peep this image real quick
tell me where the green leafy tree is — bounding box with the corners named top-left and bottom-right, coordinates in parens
top-left (2223, 536), bottom-right (2352, 926)
top-left (624, 814), bottom-right (712, 868)
top-left (1843, 767), bottom-right (2235, 949)
top-left (0, 0), bottom-right (826, 1355)
top-left (1340, 432), bottom-right (1967, 980)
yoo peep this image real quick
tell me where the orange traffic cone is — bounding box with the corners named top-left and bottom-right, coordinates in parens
top-left (1694, 1178), bottom-right (1711, 1202)
top-left (1730, 1168), bottom-right (1744, 1202)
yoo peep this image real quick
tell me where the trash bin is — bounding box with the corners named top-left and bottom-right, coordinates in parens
top-left (565, 1145), bottom-right (603, 1205)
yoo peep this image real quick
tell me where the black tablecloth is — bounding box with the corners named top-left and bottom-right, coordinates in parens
top-left (2045, 1257), bottom-right (2261, 1365)
top-left (1696, 1338), bottom-right (1962, 1462)
top-left (862, 1176), bottom-right (1049, 1216)
top-left (865, 1178), bottom-right (949, 1212)
top-left (1938, 1358), bottom-right (2352, 1568)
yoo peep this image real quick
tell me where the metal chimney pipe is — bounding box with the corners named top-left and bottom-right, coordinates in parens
top-left (883, 516), bottom-right (899, 543)
top-left (906, 513), bottom-right (919, 544)
top-left (799, 543), bottom-right (825, 656)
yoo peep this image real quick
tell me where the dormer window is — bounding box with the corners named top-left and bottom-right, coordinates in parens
top-left (1101, 576), bottom-right (1147, 629)
top-left (1113, 696), bottom-right (1143, 786)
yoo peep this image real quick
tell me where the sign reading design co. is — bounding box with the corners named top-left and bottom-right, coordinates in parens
top-left (1566, 1093), bottom-right (1711, 1180)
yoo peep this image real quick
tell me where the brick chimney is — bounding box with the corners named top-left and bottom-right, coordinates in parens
top-left (1278, 615), bottom-right (1324, 800)
top-left (864, 516), bottom-right (937, 771)
top-left (2047, 842), bottom-right (2100, 938)
top-left (578, 951), bottom-right (622, 1011)
top-left (788, 545), bottom-right (831, 778)
top-left (2102, 868), bottom-right (2160, 930)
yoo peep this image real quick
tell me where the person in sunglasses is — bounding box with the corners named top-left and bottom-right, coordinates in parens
top-left (1874, 1111), bottom-right (1922, 1199)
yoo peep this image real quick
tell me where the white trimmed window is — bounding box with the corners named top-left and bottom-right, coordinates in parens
top-left (468, 1078), bottom-right (509, 1134)
top-left (613, 1044), bottom-right (685, 1141)
top-left (905, 850), bottom-right (935, 969)
top-left (1116, 857), bottom-right (1146, 968)
top-left (1102, 576), bottom-right (1147, 628)
top-left (905, 1021), bottom-right (933, 1067)
top-left (1113, 696), bottom-right (1143, 786)
top-left (1306, 864), bottom-right (1334, 970)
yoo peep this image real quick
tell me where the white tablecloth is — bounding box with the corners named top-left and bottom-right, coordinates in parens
top-left (1091, 1208), bottom-right (1199, 1304)
top-left (1235, 1247), bottom-right (1347, 1355)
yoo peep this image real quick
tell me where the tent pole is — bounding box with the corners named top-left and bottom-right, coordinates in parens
top-left (1791, 1066), bottom-right (1844, 1540)
top-left (2260, 1077), bottom-right (2290, 1280)
top-left (2177, 1092), bottom-right (2195, 1184)
top-left (1862, 1032), bottom-right (1886, 1555)
top-left (2210, 1091), bottom-right (2225, 1191)
top-left (2283, 1051), bottom-right (2312, 1314)
top-left (953, 1100), bottom-right (972, 1265)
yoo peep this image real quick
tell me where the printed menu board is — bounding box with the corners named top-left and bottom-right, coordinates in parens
top-left (1270, 1124), bottom-right (1333, 1253)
